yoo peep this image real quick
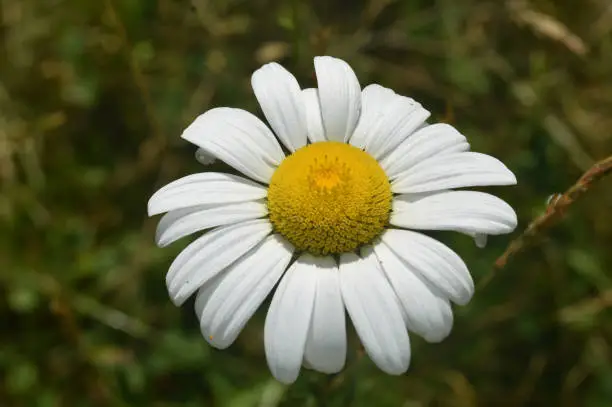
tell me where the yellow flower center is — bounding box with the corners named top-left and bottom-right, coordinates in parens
top-left (267, 141), bottom-right (392, 255)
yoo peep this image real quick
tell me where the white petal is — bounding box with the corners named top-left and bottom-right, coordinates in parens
top-left (264, 254), bottom-right (318, 384)
top-left (392, 152), bottom-right (517, 194)
top-left (181, 108), bottom-right (284, 183)
top-left (381, 229), bottom-right (474, 305)
top-left (373, 241), bottom-right (454, 343)
top-left (339, 251), bottom-right (410, 375)
top-left (148, 173), bottom-right (267, 216)
top-left (349, 84), bottom-right (396, 149)
top-left (313, 56), bottom-right (361, 142)
top-left (155, 200), bottom-right (267, 247)
top-left (474, 233), bottom-right (488, 248)
top-left (362, 96), bottom-right (431, 159)
top-left (302, 88), bottom-right (326, 143)
top-left (381, 123), bottom-right (470, 179)
top-left (391, 191), bottom-right (518, 235)
top-left (197, 234), bottom-right (294, 349)
top-left (303, 257), bottom-right (346, 374)
top-left (166, 219), bottom-right (271, 306)
top-left (252, 63), bottom-right (308, 152)
top-left (194, 273), bottom-right (224, 323)
top-left (195, 148), bottom-right (216, 165)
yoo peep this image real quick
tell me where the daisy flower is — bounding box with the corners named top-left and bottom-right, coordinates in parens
top-left (148, 56), bottom-right (517, 383)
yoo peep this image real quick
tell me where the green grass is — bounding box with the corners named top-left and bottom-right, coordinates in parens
top-left (1, 0), bottom-right (612, 406)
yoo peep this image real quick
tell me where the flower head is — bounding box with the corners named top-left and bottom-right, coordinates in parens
top-left (148, 56), bottom-right (517, 383)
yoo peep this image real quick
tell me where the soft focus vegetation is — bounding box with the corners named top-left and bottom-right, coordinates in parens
top-left (1, 0), bottom-right (612, 406)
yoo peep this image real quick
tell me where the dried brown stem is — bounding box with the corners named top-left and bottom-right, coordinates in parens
top-left (495, 155), bottom-right (612, 269)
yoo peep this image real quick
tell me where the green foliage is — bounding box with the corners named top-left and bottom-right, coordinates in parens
top-left (1, 0), bottom-right (611, 406)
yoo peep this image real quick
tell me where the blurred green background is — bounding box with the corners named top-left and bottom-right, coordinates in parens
top-left (1, 0), bottom-right (612, 406)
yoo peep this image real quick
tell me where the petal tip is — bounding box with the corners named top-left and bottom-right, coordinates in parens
top-left (454, 292), bottom-right (473, 306)
top-left (195, 148), bottom-right (216, 166)
top-left (155, 234), bottom-right (170, 248)
top-left (147, 195), bottom-right (161, 217)
top-left (273, 373), bottom-right (297, 385)
top-left (168, 290), bottom-right (186, 307)
top-left (169, 288), bottom-right (189, 307)
top-left (203, 333), bottom-right (232, 350)
top-left (474, 233), bottom-right (488, 249)
top-left (378, 360), bottom-right (410, 376)
top-left (267, 360), bottom-right (300, 384)
top-left (508, 171), bottom-right (518, 185)
top-left (423, 332), bottom-right (451, 343)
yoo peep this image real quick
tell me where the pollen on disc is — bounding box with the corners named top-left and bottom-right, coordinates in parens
top-left (267, 141), bottom-right (392, 255)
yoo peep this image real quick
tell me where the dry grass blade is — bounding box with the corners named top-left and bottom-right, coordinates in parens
top-left (496, 155), bottom-right (612, 269)
top-left (507, 0), bottom-right (588, 56)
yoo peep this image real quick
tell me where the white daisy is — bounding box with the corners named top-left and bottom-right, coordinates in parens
top-left (148, 56), bottom-right (517, 383)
